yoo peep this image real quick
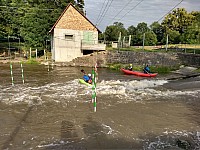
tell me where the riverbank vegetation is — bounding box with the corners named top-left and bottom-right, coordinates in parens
top-left (0, 0), bottom-right (84, 53)
top-left (108, 63), bottom-right (180, 74)
top-left (106, 44), bottom-right (200, 54)
top-left (100, 8), bottom-right (200, 52)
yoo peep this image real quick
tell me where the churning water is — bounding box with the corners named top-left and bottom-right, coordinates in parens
top-left (0, 64), bottom-right (200, 149)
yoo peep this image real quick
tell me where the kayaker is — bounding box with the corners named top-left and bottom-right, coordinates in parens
top-left (81, 69), bottom-right (92, 84)
top-left (128, 64), bottom-right (133, 71)
top-left (88, 73), bottom-right (92, 80)
top-left (143, 64), bottom-right (150, 74)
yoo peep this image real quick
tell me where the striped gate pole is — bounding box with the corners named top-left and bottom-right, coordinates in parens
top-left (92, 68), bottom-right (97, 112)
top-left (47, 57), bottom-right (50, 72)
top-left (20, 61), bottom-right (25, 84)
top-left (10, 63), bottom-right (14, 86)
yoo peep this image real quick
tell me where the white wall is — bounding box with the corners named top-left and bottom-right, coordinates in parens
top-left (51, 28), bottom-right (98, 62)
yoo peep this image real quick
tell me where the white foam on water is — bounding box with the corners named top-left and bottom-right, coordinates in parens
top-left (0, 79), bottom-right (200, 105)
top-left (145, 129), bottom-right (200, 150)
top-left (101, 124), bottom-right (115, 135)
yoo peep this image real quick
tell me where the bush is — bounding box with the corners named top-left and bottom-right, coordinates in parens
top-left (26, 58), bottom-right (39, 64)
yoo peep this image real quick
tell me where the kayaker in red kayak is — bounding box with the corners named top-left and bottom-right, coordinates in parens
top-left (143, 64), bottom-right (150, 74)
top-left (128, 64), bottom-right (133, 71)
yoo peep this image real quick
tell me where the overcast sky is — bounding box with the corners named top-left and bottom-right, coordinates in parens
top-left (84, 0), bottom-right (200, 32)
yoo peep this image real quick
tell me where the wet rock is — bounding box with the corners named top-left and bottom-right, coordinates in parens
top-left (176, 138), bottom-right (195, 150)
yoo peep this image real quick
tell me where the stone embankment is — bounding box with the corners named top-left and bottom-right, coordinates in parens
top-left (66, 50), bottom-right (200, 67)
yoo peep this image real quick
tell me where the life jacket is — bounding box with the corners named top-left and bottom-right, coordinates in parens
top-left (83, 75), bottom-right (90, 82)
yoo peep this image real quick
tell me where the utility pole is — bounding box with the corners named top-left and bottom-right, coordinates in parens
top-left (128, 35), bottom-right (131, 47)
top-left (103, 32), bottom-right (106, 44)
top-left (118, 32), bottom-right (121, 51)
top-left (142, 33), bottom-right (145, 51)
top-left (8, 36), bottom-right (11, 58)
top-left (166, 34), bottom-right (168, 51)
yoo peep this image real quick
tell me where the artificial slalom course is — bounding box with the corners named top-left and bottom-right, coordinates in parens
top-left (10, 61), bottom-right (25, 86)
top-left (92, 63), bottom-right (98, 112)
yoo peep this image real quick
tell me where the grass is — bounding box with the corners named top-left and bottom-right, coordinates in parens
top-left (106, 44), bottom-right (200, 54)
top-left (195, 68), bottom-right (200, 73)
top-left (25, 58), bottom-right (40, 64)
top-left (107, 63), bottom-right (180, 74)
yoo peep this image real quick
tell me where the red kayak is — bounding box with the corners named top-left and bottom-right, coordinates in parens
top-left (121, 68), bottom-right (158, 77)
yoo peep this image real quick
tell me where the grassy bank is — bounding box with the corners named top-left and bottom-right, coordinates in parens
top-left (106, 44), bottom-right (200, 54)
top-left (108, 63), bottom-right (180, 74)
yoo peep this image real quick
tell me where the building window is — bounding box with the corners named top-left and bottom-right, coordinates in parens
top-left (65, 34), bottom-right (74, 40)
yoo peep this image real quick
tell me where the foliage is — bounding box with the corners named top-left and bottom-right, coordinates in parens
top-left (0, 5), bottom-right (199, 50)
top-left (150, 66), bottom-right (179, 74)
top-left (161, 8), bottom-right (194, 34)
top-left (162, 30), bottom-right (180, 44)
top-left (104, 22), bottom-right (127, 41)
top-left (107, 63), bottom-right (125, 70)
top-left (26, 58), bottom-right (40, 64)
top-left (150, 22), bottom-right (165, 44)
top-left (144, 31), bottom-right (157, 46)
top-left (0, 0), bottom-right (84, 51)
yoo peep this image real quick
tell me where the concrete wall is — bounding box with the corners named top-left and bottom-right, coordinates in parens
top-left (51, 28), bottom-right (98, 62)
top-left (56, 50), bottom-right (200, 67)
top-left (177, 53), bottom-right (200, 67)
top-left (106, 51), bottom-right (181, 66)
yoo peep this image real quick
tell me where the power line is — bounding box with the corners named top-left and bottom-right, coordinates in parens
top-left (95, 0), bottom-right (107, 25)
top-left (117, 0), bottom-right (144, 22)
top-left (108, 0), bottom-right (134, 24)
top-left (157, 0), bottom-right (184, 22)
top-left (96, 0), bottom-right (114, 27)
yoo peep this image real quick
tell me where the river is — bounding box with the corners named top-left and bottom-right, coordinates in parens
top-left (0, 63), bottom-right (200, 150)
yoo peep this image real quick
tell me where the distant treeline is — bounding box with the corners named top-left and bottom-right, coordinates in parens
top-left (100, 8), bottom-right (200, 46)
top-left (0, 0), bottom-right (84, 51)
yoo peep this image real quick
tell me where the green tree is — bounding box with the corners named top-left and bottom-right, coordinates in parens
top-left (127, 25), bottom-right (136, 35)
top-left (150, 22), bottom-right (164, 44)
top-left (0, 0), bottom-right (85, 50)
top-left (104, 22), bottom-right (127, 41)
top-left (131, 22), bottom-right (150, 46)
top-left (136, 22), bottom-right (149, 34)
top-left (161, 8), bottom-right (194, 34)
top-left (162, 30), bottom-right (180, 44)
top-left (144, 31), bottom-right (157, 46)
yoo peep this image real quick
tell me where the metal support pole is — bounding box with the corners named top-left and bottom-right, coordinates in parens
top-left (166, 34), bottom-right (168, 51)
top-left (29, 47), bottom-right (32, 59)
top-left (142, 33), bottom-right (145, 51)
top-left (36, 49), bottom-right (37, 60)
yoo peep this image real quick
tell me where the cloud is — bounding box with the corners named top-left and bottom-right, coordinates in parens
top-left (84, 0), bottom-right (200, 31)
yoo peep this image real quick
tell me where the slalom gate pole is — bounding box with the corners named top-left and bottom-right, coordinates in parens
top-left (47, 57), bottom-right (49, 72)
top-left (10, 62), bottom-right (14, 86)
top-left (20, 61), bottom-right (25, 84)
top-left (92, 68), bottom-right (97, 112)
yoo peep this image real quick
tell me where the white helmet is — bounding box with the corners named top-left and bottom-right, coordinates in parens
top-left (88, 74), bottom-right (91, 77)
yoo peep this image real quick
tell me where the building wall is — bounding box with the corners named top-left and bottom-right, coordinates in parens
top-left (52, 28), bottom-right (98, 62)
